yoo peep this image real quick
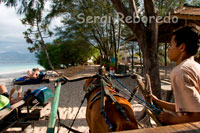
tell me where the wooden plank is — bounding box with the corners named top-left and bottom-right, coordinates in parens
top-left (117, 122), bottom-right (200, 133)
top-left (169, 123), bottom-right (190, 132)
top-left (0, 100), bottom-right (25, 120)
top-left (183, 123), bottom-right (200, 131)
top-left (190, 122), bottom-right (200, 129)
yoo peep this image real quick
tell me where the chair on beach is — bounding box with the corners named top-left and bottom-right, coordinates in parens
top-left (0, 87), bottom-right (54, 132)
top-left (0, 100), bottom-right (29, 132)
top-left (22, 86), bottom-right (54, 120)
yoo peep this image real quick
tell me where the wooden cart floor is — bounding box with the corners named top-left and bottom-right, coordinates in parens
top-left (117, 122), bottom-right (200, 133)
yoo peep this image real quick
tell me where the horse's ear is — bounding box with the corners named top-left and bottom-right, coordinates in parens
top-left (85, 78), bottom-right (90, 83)
top-left (83, 79), bottom-right (89, 92)
top-left (98, 66), bottom-right (106, 75)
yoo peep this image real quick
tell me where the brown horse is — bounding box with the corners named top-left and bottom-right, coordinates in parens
top-left (84, 77), bottom-right (138, 133)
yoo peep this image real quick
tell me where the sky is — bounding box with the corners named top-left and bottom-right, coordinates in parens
top-left (0, 4), bottom-right (60, 54)
top-left (0, 4), bottom-right (30, 53)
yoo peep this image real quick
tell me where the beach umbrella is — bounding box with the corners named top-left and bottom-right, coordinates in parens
top-left (32, 87), bottom-right (54, 104)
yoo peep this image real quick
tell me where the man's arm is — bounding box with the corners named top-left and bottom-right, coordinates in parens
top-left (148, 94), bottom-right (176, 112)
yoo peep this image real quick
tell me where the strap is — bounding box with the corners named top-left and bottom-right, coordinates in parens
top-left (110, 74), bottom-right (162, 114)
top-left (100, 79), bottom-right (115, 131)
top-left (68, 93), bottom-right (87, 133)
top-left (57, 111), bottom-right (82, 133)
top-left (103, 81), bottom-right (130, 121)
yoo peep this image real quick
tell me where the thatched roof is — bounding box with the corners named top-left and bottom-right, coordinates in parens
top-left (173, 4), bottom-right (200, 19)
top-left (128, 4), bottom-right (200, 43)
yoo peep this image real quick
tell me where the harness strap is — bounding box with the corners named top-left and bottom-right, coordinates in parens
top-left (57, 111), bottom-right (82, 133)
top-left (89, 96), bottom-right (101, 109)
top-left (68, 93), bottom-right (87, 133)
top-left (103, 82), bottom-right (130, 121)
top-left (110, 74), bottom-right (162, 114)
top-left (100, 79), bottom-right (115, 131)
top-left (91, 91), bottom-right (101, 102)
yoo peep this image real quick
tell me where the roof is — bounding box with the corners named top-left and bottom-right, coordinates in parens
top-left (174, 4), bottom-right (200, 16)
top-left (128, 4), bottom-right (200, 43)
top-left (171, 4), bottom-right (200, 20)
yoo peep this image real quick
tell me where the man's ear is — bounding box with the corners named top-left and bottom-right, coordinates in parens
top-left (179, 43), bottom-right (186, 52)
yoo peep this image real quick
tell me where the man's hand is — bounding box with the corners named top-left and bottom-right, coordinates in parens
top-left (158, 112), bottom-right (176, 124)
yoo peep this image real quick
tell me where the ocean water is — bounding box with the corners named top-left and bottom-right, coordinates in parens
top-left (0, 63), bottom-right (45, 85)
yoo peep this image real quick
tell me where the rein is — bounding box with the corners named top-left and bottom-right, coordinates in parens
top-left (110, 74), bottom-right (162, 115)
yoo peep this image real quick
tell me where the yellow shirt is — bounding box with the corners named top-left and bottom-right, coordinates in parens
top-left (0, 95), bottom-right (10, 110)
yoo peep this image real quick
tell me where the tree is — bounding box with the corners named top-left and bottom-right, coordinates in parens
top-left (48, 0), bottom-right (133, 72)
top-left (110, 0), bottom-right (189, 97)
top-left (110, 0), bottom-right (161, 97)
top-left (0, 0), bottom-right (54, 70)
top-left (36, 39), bottom-right (97, 69)
top-left (21, 2), bottom-right (55, 70)
top-left (36, 43), bottom-right (61, 69)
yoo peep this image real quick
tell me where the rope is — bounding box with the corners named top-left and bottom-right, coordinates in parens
top-left (109, 74), bottom-right (162, 114)
top-left (67, 93), bottom-right (87, 133)
top-left (57, 110), bottom-right (81, 133)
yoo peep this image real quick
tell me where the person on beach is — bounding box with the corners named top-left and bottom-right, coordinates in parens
top-left (9, 85), bottom-right (24, 104)
top-left (148, 27), bottom-right (200, 124)
top-left (27, 70), bottom-right (33, 77)
top-left (32, 68), bottom-right (40, 78)
top-left (26, 68), bottom-right (40, 79)
top-left (0, 84), bottom-right (32, 109)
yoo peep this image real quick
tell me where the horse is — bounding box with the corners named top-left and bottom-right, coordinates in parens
top-left (83, 76), bottom-right (138, 133)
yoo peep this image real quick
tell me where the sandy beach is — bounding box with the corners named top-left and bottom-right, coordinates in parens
top-left (4, 65), bottom-right (169, 133)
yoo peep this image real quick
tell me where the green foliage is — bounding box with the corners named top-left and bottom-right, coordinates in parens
top-left (36, 44), bottom-right (61, 69)
top-left (188, 0), bottom-right (200, 6)
top-left (49, 0), bottom-right (132, 66)
top-left (36, 39), bottom-right (98, 69)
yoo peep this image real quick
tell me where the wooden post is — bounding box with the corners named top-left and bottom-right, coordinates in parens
top-left (131, 44), bottom-right (134, 72)
top-left (47, 82), bottom-right (62, 133)
top-left (165, 43), bottom-right (167, 66)
top-left (134, 74), bottom-right (163, 126)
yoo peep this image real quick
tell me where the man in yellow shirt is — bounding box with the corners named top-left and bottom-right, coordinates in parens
top-left (0, 83), bottom-right (10, 111)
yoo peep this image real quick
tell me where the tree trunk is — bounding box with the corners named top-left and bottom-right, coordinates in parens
top-left (138, 27), bottom-right (161, 98)
top-left (165, 43), bottom-right (167, 66)
top-left (111, 0), bottom-right (161, 98)
top-left (36, 18), bottom-right (54, 70)
top-left (131, 45), bottom-right (134, 72)
top-left (41, 43), bottom-right (55, 70)
top-left (44, 45), bottom-right (55, 70)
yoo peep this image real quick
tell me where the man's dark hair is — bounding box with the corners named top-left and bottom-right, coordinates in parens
top-left (24, 89), bottom-right (32, 96)
top-left (173, 26), bottom-right (199, 56)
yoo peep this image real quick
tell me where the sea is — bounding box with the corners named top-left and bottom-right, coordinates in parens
top-left (0, 63), bottom-right (45, 86)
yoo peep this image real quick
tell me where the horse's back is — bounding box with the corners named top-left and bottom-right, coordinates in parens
top-left (86, 94), bottom-right (138, 133)
top-left (105, 96), bottom-right (138, 130)
top-left (86, 98), bottom-right (109, 133)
